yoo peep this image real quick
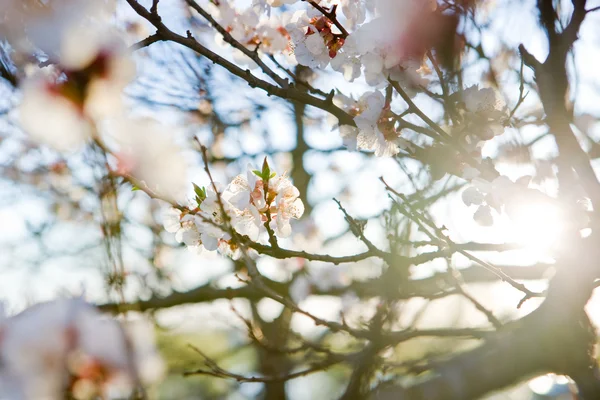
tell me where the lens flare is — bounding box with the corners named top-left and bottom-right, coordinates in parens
top-left (506, 201), bottom-right (564, 252)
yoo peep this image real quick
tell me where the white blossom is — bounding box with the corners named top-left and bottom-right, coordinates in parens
top-left (225, 164), bottom-right (305, 238)
top-left (339, 125), bottom-right (359, 149)
top-left (195, 187), bottom-right (232, 251)
top-left (164, 162), bottom-right (305, 255)
top-left (330, 50), bottom-right (362, 82)
top-left (354, 91), bottom-right (411, 157)
top-left (18, 75), bottom-right (92, 152)
top-left (108, 118), bottom-right (189, 203)
top-left (18, 27), bottom-right (134, 152)
top-left (270, 176), bottom-right (305, 237)
top-left (460, 85), bottom-right (508, 141)
top-left (461, 186), bottom-right (485, 206)
top-left (289, 274), bottom-right (312, 303)
top-left (462, 175), bottom-right (539, 226)
top-left (0, 299), bottom-right (163, 399)
top-left (340, 0), bottom-right (367, 29)
top-left (1, 0), bottom-right (116, 62)
top-left (163, 208), bottom-right (203, 253)
top-left (289, 266), bottom-right (349, 303)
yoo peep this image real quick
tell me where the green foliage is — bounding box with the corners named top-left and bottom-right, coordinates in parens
top-left (193, 183), bottom-right (207, 207)
top-left (252, 157), bottom-right (276, 181)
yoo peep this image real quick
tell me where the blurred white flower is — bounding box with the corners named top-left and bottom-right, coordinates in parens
top-left (1, 0), bottom-right (116, 61)
top-left (463, 175), bottom-right (544, 226)
top-left (461, 186), bottom-right (485, 206)
top-left (460, 85), bottom-right (508, 141)
top-left (289, 266), bottom-right (349, 303)
top-left (83, 46), bottom-right (136, 120)
top-left (177, 214), bottom-right (203, 249)
top-left (293, 41), bottom-right (331, 69)
top-left (463, 85), bottom-right (507, 119)
top-left (18, 28), bottom-right (134, 152)
top-left (253, 0), bottom-right (297, 11)
top-left (462, 166), bottom-right (481, 180)
top-left (0, 298), bottom-right (163, 399)
top-left (109, 118), bottom-right (189, 203)
top-left (340, 0), bottom-right (367, 28)
top-left (285, 10), bottom-right (344, 68)
top-left (211, 0), bottom-right (291, 65)
top-left (289, 274), bottom-right (312, 303)
top-left (162, 208), bottom-right (184, 234)
top-left (163, 208), bottom-right (204, 252)
top-left (18, 74), bottom-right (92, 152)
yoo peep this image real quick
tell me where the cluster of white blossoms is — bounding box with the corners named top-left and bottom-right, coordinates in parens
top-left (334, 91), bottom-right (414, 157)
top-left (455, 85), bottom-right (514, 225)
top-left (0, 299), bottom-right (164, 399)
top-left (282, 0), bottom-right (435, 86)
top-left (207, 0), bottom-right (293, 67)
top-left (285, 8), bottom-right (346, 70)
top-left (163, 160), bottom-right (305, 257)
top-left (455, 85), bottom-right (509, 147)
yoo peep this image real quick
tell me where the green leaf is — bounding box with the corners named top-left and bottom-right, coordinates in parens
top-left (261, 157), bottom-right (270, 179)
top-left (192, 183), bottom-right (207, 206)
top-left (252, 169), bottom-right (263, 178)
top-left (269, 172), bottom-right (276, 179)
top-left (132, 185), bottom-right (141, 191)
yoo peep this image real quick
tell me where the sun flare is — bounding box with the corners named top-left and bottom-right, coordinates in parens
top-left (503, 201), bottom-right (565, 253)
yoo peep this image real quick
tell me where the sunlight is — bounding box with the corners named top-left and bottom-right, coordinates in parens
top-left (503, 200), bottom-right (565, 253)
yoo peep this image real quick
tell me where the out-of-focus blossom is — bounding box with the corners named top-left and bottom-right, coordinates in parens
top-left (1, 0), bottom-right (116, 61)
top-left (18, 29), bottom-right (135, 152)
top-left (109, 118), bottom-right (189, 203)
top-left (340, 0), bottom-right (367, 29)
top-left (457, 85), bottom-right (508, 142)
top-left (289, 266), bottom-right (350, 303)
top-left (0, 298), bottom-right (163, 399)
top-left (330, 48), bottom-right (362, 82)
top-left (253, 0), bottom-right (298, 10)
top-left (290, 273), bottom-right (312, 303)
top-left (461, 186), bottom-right (485, 206)
top-left (18, 74), bottom-right (93, 152)
top-left (462, 175), bottom-right (543, 226)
